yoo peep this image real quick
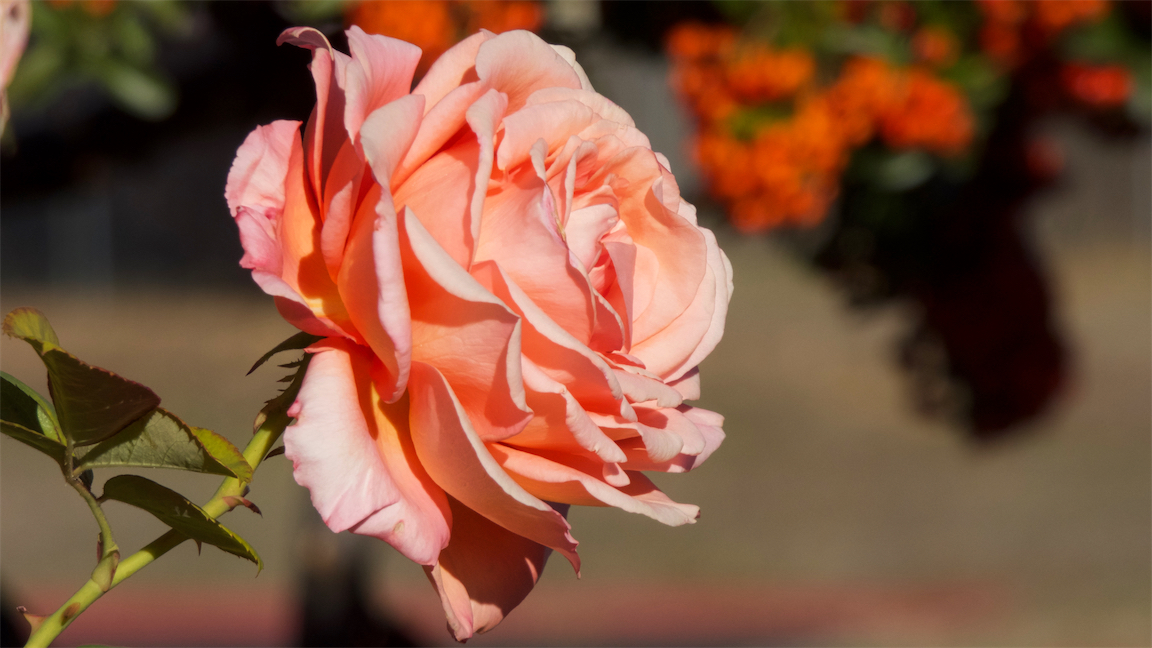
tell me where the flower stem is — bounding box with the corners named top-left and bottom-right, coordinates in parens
top-left (24, 416), bottom-right (290, 647)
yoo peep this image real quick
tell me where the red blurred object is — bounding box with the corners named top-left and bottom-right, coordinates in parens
top-left (1061, 62), bottom-right (1133, 109)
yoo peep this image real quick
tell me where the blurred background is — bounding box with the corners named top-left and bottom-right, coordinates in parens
top-left (1, 0), bottom-right (1149, 645)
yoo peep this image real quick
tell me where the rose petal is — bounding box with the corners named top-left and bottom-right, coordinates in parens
top-left (474, 31), bottom-right (583, 113)
top-left (491, 444), bottom-right (699, 526)
top-left (396, 89), bottom-right (506, 269)
top-left (225, 120), bottom-right (300, 220)
top-left (400, 209), bottom-right (533, 440)
top-left (342, 26), bottom-right (422, 145)
top-left (618, 405), bottom-right (725, 473)
top-left (424, 496), bottom-right (558, 642)
top-left (412, 31), bottom-right (494, 111)
top-left (277, 28), bottom-right (348, 201)
top-left (338, 94), bottom-right (426, 400)
top-left (508, 357), bottom-right (628, 464)
top-left (407, 361), bottom-right (580, 570)
top-left (471, 260), bottom-right (626, 418)
top-left (351, 358), bottom-right (453, 566)
top-left (287, 339), bottom-right (451, 564)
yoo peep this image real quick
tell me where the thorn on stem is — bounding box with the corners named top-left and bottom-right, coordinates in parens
top-left (17, 606), bottom-right (47, 633)
top-left (221, 496), bottom-right (263, 516)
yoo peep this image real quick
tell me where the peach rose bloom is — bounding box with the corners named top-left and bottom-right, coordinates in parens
top-left (227, 26), bottom-right (731, 641)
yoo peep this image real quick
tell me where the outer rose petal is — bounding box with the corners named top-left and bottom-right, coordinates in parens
top-left (425, 497), bottom-right (559, 642)
top-left (407, 361), bottom-right (580, 571)
top-left (491, 444), bottom-right (699, 526)
top-left (341, 26), bottom-right (422, 144)
top-left (225, 120), bottom-right (299, 220)
top-left (474, 30), bottom-right (583, 112)
top-left (285, 339), bottom-right (452, 566)
top-left (338, 94), bottom-right (425, 400)
top-left (412, 31), bottom-right (495, 111)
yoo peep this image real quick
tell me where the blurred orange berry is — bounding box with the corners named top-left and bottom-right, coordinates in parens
top-left (666, 22), bottom-right (736, 61)
top-left (1033, 0), bottom-right (1108, 37)
top-left (976, 0), bottom-right (1027, 26)
top-left (913, 26), bottom-right (959, 68)
top-left (348, 0), bottom-right (455, 73)
top-left (979, 22), bottom-right (1022, 68)
top-left (465, 0), bottom-right (544, 35)
top-left (725, 46), bottom-right (815, 102)
top-left (880, 69), bottom-right (974, 155)
top-left (1061, 62), bottom-right (1132, 108)
top-left (348, 0), bottom-right (543, 77)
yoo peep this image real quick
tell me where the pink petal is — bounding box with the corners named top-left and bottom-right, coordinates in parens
top-left (471, 260), bottom-right (626, 418)
top-left (495, 99), bottom-right (595, 172)
top-left (668, 368), bottom-right (701, 400)
top-left (412, 31), bottom-right (494, 111)
top-left (225, 120), bottom-right (300, 219)
top-left (342, 26), bottom-right (423, 145)
top-left (277, 28), bottom-right (348, 203)
top-left (400, 209), bottom-right (533, 440)
top-left (474, 163), bottom-right (599, 347)
top-left (407, 361), bottom-right (580, 570)
top-left (318, 138), bottom-right (366, 279)
top-left (612, 366), bottom-right (683, 408)
top-left (593, 148), bottom-right (708, 350)
top-left (507, 357), bottom-right (627, 464)
top-left (284, 341), bottom-right (397, 528)
top-left (424, 496), bottom-right (558, 641)
top-left (526, 87), bottom-right (635, 128)
top-left (235, 207), bottom-right (281, 275)
top-left (229, 119), bottom-right (354, 337)
top-left (351, 360), bottom-right (454, 566)
top-left (632, 226), bottom-right (731, 380)
top-left (338, 95), bottom-right (425, 401)
top-left (474, 31), bottom-right (582, 113)
top-left (548, 45), bottom-right (593, 91)
top-left (491, 444), bottom-right (699, 526)
top-left (395, 80), bottom-right (487, 185)
top-left (618, 405), bottom-right (725, 473)
top-left (395, 89), bottom-right (506, 269)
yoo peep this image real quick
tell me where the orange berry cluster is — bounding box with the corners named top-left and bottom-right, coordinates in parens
top-left (976, 0), bottom-right (1130, 110)
top-left (346, 0), bottom-right (543, 77)
top-left (977, 0), bottom-right (1109, 69)
top-left (668, 22), bottom-right (975, 233)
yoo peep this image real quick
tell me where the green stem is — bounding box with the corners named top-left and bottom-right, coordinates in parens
top-left (68, 477), bottom-right (117, 558)
top-left (24, 415), bottom-right (290, 647)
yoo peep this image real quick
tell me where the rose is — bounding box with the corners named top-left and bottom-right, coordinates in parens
top-left (226, 26), bottom-right (732, 640)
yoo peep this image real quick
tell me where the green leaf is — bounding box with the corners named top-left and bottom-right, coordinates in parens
top-left (252, 353), bottom-right (312, 435)
top-left (1, 371), bottom-right (61, 441)
top-left (248, 331), bottom-right (323, 375)
top-left (4, 308), bottom-right (161, 446)
top-left (102, 475), bottom-right (262, 571)
top-left (876, 150), bottom-right (936, 191)
top-left (94, 59), bottom-right (176, 121)
top-left (2, 307), bottom-right (60, 352)
top-left (1, 420), bottom-right (66, 465)
top-left (78, 408), bottom-right (253, 482)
